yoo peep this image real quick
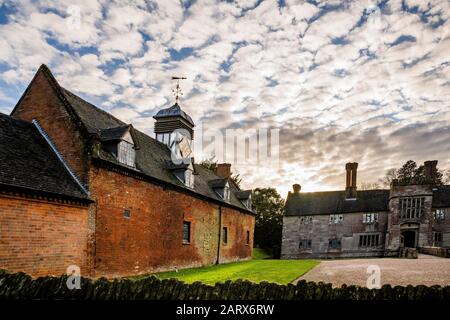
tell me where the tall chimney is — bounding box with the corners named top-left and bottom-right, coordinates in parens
top-left (216, 163), bottom-right (231, 178)
top-left (292, 184), bottom-right (301, 193)
top-left (424, 160), bottom-right (438, 183)
top-left (345, 162), bottom-right (358, 199)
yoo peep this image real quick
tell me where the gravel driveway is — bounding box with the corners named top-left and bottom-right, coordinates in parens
top-left (295, 254), bottom-right (450, 287)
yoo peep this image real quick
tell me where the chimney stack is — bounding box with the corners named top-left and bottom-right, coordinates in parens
top-left (216, 163), bottom-right (231, 178)
top-left (424, 160), bottom-right (438, 184)
top-left (345, 162), bottom-right (358, 199)
top-left (292, 184), bottom-right (301, 193)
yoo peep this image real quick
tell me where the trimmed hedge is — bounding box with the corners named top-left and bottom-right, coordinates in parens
top-left (0, 269), bottom-right (449, 300)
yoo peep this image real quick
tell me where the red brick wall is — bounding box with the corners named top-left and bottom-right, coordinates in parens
top-left (11, 70), bottom-right (90, 185)
top-left (90, 165), bottom-right (254, 278)
top-left (0, 196), bottom-right (89, 277)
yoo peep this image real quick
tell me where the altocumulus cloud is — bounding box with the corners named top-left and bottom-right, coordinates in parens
top-left (0, 0), bottom-right (449, 197)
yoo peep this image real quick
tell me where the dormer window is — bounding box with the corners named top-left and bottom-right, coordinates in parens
top-left (169, 162), bottom-right (195, 189)
top-left (235, 190), bottom-right (252, 210)
top-left (118, 140), bottom-right (135, 167)
top-left (100, 125), bottom-right (136, 168)
top-left (209, 179), bottom-right (231, 202)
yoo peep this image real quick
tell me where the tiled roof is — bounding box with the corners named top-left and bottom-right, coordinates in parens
top-left (17, 65), bottom-right (252, 214)
top-left (284, 189), bottom-right (390, 216)
top-left (99, 125), bottom-right (130, 141)
top-left (432, 185), bottom-right (450, 208)
top-left (0, 113), bottom-right (88, 200)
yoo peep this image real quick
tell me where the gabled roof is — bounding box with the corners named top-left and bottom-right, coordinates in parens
top-left (209, 178), bottom-right (229, 189)
top-left (284, 189), bottom-right (390, 216)
top-left (0, 113), bottom-right (89, 200)
top-left (12, 65), bottom-right (252, 214)
top-left (153, 102), bottom-right (195, 127)
top-left (99, 125), bottom-right (131, 142)
top-left (235, 190), bottom-right (252, 200)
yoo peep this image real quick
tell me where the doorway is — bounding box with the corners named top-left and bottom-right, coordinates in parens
top-left (401, 230), bottom-right (417, 248)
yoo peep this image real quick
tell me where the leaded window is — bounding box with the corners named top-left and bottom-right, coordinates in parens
top-left (299, 239), bottom-right (312, 250)
top-left (300, 216), bottom-right (313, 224)
top-left (362, 213), bottom-right (378, 224)
top-left (399, 197), bottom-right (425, 219)
top-left (118, 140), bottom-right (135, 167)
top-left (433, 209), bottom-right (445, 221)
top-left (328, 238), bottom-right (341, 249)
top-left (329, 214), bottom-right (343, 224)
top-left (359, 234), bottom-right (380, 247)
top-left (433, 232), bottom-right (443, 246)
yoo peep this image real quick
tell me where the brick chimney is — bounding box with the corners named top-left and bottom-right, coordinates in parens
top-left (345, 162), bottom-right (358, 199)
top-left (216, 163), bottom-right (231, 178)
top-left (424, 160), bottom-right (438, 183)
top-left (292, 184), bottom-right (301, 193)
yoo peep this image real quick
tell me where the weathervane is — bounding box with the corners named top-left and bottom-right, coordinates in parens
top-left (172, 76), bottom-right (187, 103)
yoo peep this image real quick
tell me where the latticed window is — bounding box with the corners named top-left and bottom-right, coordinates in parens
top-left (300, 216), bottom-right (313, 224)
top-left (185, 169), bottom-right (194, 188)
top-left (329, 214), bottom-right (343, 224)
top-left (362, 213), bottom-right (378, 224)
top-left (328, 238), bottom-right (341, 249)
top-left (433, 232), bottom-right (443, 246)
top-left (399, 197), bottom-right (425, 219)
top-left (118, 141), bottom-right (135, 167)
top-left (359, 234), bottom-right (380, 247)
top-left (433, 209), bottom-right (445, 221)
top-left (222, 227), bottom-right (228, 245)
top-left (299, 239), bottom-right (312, 250)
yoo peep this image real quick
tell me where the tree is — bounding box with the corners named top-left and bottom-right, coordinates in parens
top-left (251, 188), bottom-right (285, 258)
top-left (381, 160), bottom-right (445, 186)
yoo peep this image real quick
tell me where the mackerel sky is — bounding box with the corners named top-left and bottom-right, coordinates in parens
top-left (0, 0), bottom-right (449, 197)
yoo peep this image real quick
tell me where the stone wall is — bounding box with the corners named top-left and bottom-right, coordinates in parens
top-left (0, 195), bottom-right (89, 277)
top-left (281, 211), bottom-right (388, 259)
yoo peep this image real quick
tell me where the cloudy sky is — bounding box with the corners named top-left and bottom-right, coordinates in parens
top-left (0, 0), bottom-right (449, 197)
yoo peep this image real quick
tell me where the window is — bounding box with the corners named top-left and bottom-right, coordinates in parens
top-left (399, 197), bottom-right (425, 219)
top-left (362, 213), bottom-right (378, 224)
top-left (223, 186), bottom-right (230, 202)
top-left (222, 227), bottom-right (228, 245)
top-left (183, 221), bottom-right (191, 244)
top-left (359, 234), bottom-right (380, 247)
top-left (299, 239), bottom-right (312, 250)
top-left (118, 141), bottom-right (135, 167)
top-left (329, 214), bottom-right (343, 224)
top-left (300, 216), bottom-right (313, 224)
top-left (433, 209), bottom-right (445, 221)
top-left (185, 169), bottom-right (194, 188)
top-left (246, 230), bottom-right (250, 246)
top-left (433, 232), bottom-right (443, 246)
top-left (328, 238), bottom-right (342, 249)
top-left (123, 209), bottom-right (131, 219)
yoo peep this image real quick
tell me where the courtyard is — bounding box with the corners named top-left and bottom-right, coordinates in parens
top-left (297, 254), bottom-right (450, 287)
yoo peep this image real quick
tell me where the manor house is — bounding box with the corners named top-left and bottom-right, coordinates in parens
top-left (281, 162), bottom-right (450, 259)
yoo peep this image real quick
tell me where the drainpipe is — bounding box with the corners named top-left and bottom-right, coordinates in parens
top-left (216, 206), bottom-right (222, 265)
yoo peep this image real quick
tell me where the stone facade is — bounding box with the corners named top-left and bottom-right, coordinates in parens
top-left (281, 163), bottom-right (450, 259)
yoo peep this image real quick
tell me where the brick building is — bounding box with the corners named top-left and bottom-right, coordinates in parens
top-left (281, 162), bottom-right (450, 259)
top-left (0, 65), bottom-right (254, 278)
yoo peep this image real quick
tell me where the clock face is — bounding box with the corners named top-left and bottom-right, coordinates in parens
top-left (178, 135), bottom-right (192, 158)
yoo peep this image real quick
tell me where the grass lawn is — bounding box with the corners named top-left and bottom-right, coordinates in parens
top-left (252, 248), bottom-right (272, 260)
top-left (142, 259), bottom-right (319, 285)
